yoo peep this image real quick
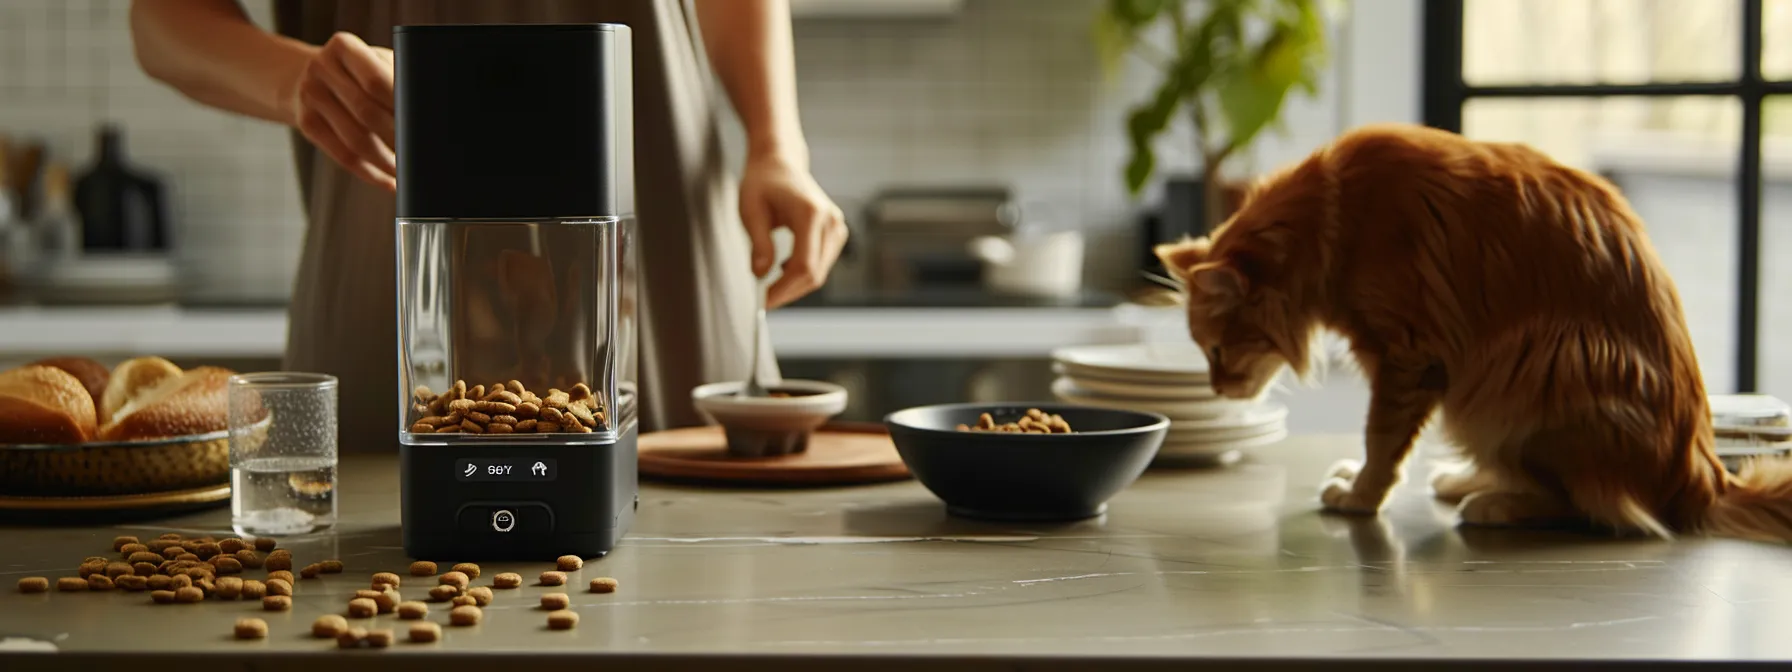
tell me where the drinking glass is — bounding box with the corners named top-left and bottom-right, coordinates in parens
top-left (227, 372), bottom-right (339, 536)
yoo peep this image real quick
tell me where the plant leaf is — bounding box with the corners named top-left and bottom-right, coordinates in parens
top-left (1125, 143), bottom-right (1156, 196)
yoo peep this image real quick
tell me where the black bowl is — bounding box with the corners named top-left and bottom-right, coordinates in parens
top-left (883, 403), bottom-right (1169, 521)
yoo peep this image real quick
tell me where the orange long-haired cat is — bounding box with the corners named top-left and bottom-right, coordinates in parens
top-left (1155, 123), bottom-right (1792, 542)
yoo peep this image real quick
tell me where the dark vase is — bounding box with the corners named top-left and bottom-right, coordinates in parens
top-left (1139, 174), bottom-right (1205, 275)
top-left (74, 125), bottom-right (169, 252)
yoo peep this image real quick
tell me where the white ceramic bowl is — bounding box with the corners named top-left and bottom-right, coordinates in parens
top-left (691, 379), bottom-right (849, 457)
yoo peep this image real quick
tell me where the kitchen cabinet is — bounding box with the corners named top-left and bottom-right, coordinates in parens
top-left (789, 0), bottom-right (964, 19)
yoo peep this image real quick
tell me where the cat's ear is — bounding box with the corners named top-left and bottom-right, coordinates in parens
top-left (1154, 238), bottom-right (1211, 280)
top-left (1188, 262), bottom-right (1247, 304)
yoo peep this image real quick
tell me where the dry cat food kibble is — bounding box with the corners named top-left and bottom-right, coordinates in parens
top-left (86, 575), bottom-right (115, 591)
top-left (588, 577), bottom-right (618, 594)
top-left (116, 575), bottom-right (148, 592)
top-left (556, 555), bottom-right (583, 571)
top-left (118, 543), bottom-right (149, 557)
top-left (300, 564), bottom-right (322, 579)
top-left (428, 585), bottom-right (460, 602)
top-left (365, 629), bottom-right (394, 649)
top-left (171, 574), bottom-right (193, 590)
top-left (233, 618), bottom-right (268, 640)
top-left (105, 562), bottom-right (133, 579)
top-left (265, 578), bottom-right (292, 597)
top-left (375, 589), bottom-right (401, 613)
top-left (185, 567), bottom-right (213, 581)
top-left (211, 557), bottom-right (243, 575)
top-left (126, 551), bottom-right (162, 565)
top-left (133, 562), bottom-right (158, 576)
top-left (241, 579), bottom-right (266, 599)
top-left (78, 561), bottom-right (104, 578)
top-left (957, 409), bottom-right (1075, 434)
top-left (175, 586), bottom-right (203, 603)
top-left (408, 561), bottom-right (437, 577)
top-left (234, 550), bottom-right (263, 569)
top-left (17, 577), bottom-right (48, 593)
top-left (175, 553), bottom-right (200, 563)
top-left (57, 577), bottom-right (86, 592)
top-left (465, 586), bottom-right (493, 607)
top-left (253, 537), bottom-right (277, 552)
top-left (539, 571), bottom-right (566, 586)
top-left (158, 533), bottom-right (182, 541)
top-left (216, 576), bottom-right (243, 599)
top-left (354, 589), bottom-right (384, 601)
top-left (147, 540), bottom-right (178, 553)
top-left (372, 572), bottom-right (402, 588)
top-left (409, 622), bottom-right (441, 643)
top-left (493, 573), bottom-right (523, 589)
top-left (150, 590), bottom-right (177, 604)
top-left (347, 598), bottom-right (377, 618)
top-left (452, 595), bottom-right (477, 607)
top-left (218, 538), bottom-right (247, 555)
top-left (263, 595), bottom-right (292, 611)
top-left (313, 615), bottom-right (349, 638)
top-left (397, 601), bottom-right (429, 620)
top-left (265, 555), bottom-right (292, 573)
top-left (320, 560), bottom-right (344, 574)
top-left (195, 578), bottom-right (216, 596)
top-left (438, 571), bottom-right (469, 589)
top-left (161, 547), bottom-right (184, 560)
top-left (147, 575), bottom-right (173, 591)
top-left (547, 610), bottom-right (579, 630)
top-left (410, 380), bottom-right (608, 434)
top-left (540, 593), bottom-right (570, 610)
top-left (113, 536), bottom-right (139, 552)
top-left (193, 543), bottom-right (221, 560)
top-left (449, 605), bottom-right (482, 626)
top-left (337, 627), bottom-right (367, 650)
top-left (267, 570), bottom-right (294, 584)
top-left (450, 563), bottom-right (481, 579)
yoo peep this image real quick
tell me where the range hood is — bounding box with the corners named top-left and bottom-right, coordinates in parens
top-left (790, 0), bottom-right (964, 19)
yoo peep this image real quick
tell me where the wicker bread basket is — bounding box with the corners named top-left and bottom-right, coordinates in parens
top-left (0, 415), bottom-right (271, 497)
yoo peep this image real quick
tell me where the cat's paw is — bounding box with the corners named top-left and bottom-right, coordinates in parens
top-left (1325, 459), bottom-right (1362, 482)
top-left (1428, 465), bottom-right (1485, 503)
top-left (1457, 492), bottom-right (1533, 527)
top-left (1319, 477), bottom-right (1381, 515)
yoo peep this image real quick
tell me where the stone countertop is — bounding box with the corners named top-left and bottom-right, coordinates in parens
top-left (2, 435), bottom-right (1790, 670)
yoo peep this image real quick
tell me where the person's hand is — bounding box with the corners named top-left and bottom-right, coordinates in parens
top-left (281, 32), bottom-right (396, 192)
top-left (738, 154), bottom-right (847, 308)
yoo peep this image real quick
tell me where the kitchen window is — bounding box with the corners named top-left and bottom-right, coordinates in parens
top-left (1422, 0), bottom-right (1792, 397)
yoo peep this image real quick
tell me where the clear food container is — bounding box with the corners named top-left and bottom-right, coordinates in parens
top-left (396, 216), bottom-right (637, 441)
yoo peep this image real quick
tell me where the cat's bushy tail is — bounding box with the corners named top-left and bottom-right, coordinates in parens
top-left (1702, 457), bottom-right (1792, 543)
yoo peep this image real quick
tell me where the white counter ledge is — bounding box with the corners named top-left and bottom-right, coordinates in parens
top-left (0, 305), bottom-right (1140, 360)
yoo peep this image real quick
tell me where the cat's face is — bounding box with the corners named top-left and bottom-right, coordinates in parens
top-left (1155, 238), bottom-right (1287, 400)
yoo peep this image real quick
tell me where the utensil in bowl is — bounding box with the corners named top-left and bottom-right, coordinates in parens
top-left (692, 379), bottom-right (849, 457)
top-left (884, 402), bottom-right (1168, 521)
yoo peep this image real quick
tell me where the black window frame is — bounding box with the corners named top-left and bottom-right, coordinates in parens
top-left (1422, 0), bottom-right (1792, 392)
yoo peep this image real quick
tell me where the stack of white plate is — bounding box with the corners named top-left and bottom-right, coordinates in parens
top-left (1051, 343), bottom-right (1287, 465)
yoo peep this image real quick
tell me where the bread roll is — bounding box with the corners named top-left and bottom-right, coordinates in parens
top-left (99, 367), bottom-right (234, 442)
top-left (29, 357), bottom-right (109, 415)
top-left (101, 357), bottom-right (182, 425)
top-left (0, 365), bottom-right (98, 444)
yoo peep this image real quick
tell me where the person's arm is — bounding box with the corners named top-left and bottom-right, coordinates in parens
top-left (129, 0), bottom-right (313, 125)
top-left (692, 0), bottom-right (808, 166)
top-left (130, 0), bottom-right (398, 191)
top-left (693, 0), bottom-right (847, 308)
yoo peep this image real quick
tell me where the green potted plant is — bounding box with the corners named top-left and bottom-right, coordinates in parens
top-left (1096, 0), bottom-right (1329, 232)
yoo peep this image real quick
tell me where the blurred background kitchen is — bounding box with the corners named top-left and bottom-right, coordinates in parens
top-left (3, 0), bottom-right (1792, 434)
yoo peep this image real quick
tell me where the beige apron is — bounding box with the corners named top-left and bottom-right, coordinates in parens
top-left (274, 0), bottom-right (770, 451)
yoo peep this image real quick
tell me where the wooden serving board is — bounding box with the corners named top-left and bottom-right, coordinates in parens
top-left (0, 483), bottom-right (231, 525)
top-left (638, 422), bottom-right (911, 487)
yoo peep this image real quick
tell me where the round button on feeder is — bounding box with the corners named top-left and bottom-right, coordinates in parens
top-left (491, 509), bottom-right (516, 533)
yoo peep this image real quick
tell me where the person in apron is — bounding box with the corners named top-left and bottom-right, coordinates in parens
top-left (129, 0), bottom-right (847, 450)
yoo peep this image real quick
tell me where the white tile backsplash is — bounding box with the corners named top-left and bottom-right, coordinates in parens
top-left (1, 0), bottom-right (1383, 300)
